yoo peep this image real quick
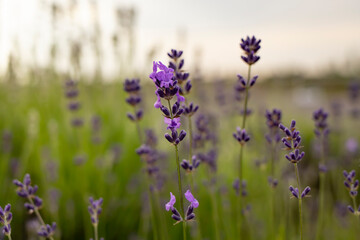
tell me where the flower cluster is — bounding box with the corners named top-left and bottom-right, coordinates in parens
top-left (165, 190), bottom-right (199, 223)
top-left (196, 150), bottom-right (217, 173)
top-left (181, 155), bottom-right (200, 173)
top-left (279, 120), bottom-right (304, 163)
top-left (348, 81), bottom-right (360, 118)
top-left (38, 223), bottom-right (56, 238)
top-left (136, 144), bottom-right (160, 176)
top-left (193, 114), bottom-right (216, 149)
top-left (313, 108), bottom-right (329, 137)
top-left (0, 204), bottom-right (12, 238)
top-left (150, 61), bottom-right (185, 109)
top-left (13, 174), bottom-right (56, 238)
top-left (289, 186), bottom-right (311, 199)
top-left (150, 61), bottom-right (187, 145)
top-left (240, 36), bottom-right (261, 65)
top-left (64, 78), bottom-right (83, 127)
top-left (124, 78), bottom-right (143, 122)
top-left (182, 102), bottom-right (199, 117)
top-left (233, 127), bottom-right (250, 145)
top-left (13, 174), bottom-right (43, 212)
top-left (343, 170), bottom-right (360, 215)
top-left (233, 178), bottom-right (248, 197)
top-left (265, 109), bottom-right (282, 144)
top-left (88, 197), bottom-right (103, 225)
top-left (91, 115), bottom-right (102, 144)
top-left (235, 74), bottom-right (258, 92)
top-left (168, 49), bottom-right (192, 95)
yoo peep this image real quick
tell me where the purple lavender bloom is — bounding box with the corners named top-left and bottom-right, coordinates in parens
top-left (165, 192), bottom-right (183, 222)
top-left (37, 222), bottom-right (56, 238)
top-left (289, 185), bottom-right (311, 199)
top-left (167, 49), bottom-right (191, 90)
top-left (185, 190), bottom-right (199, 208)
top-left (279, 120), bottom-right (305, 163)
top-left (0, 204), bottom-right (13, 237)
top-left (164, 117), bottom-right (181, 130)
top-left (164, 129), bottom-right (187, 146)
top-left (265, 109), bottom-right (282, 129)
top-left (240, 36), bottom-right (261, 65)
top-left (181, 156), bottom-right (200, 172)
top-left (88, 197), bottom-right (103, 225)
top-left (343, 170), bottom-right (359, 197)
top-left (165, 192), bottom-right (176, 211)
top-left (313, 108), bottom-right (329, 137)
top-left (124, 78), bottom-right (141, 93)
top-left (233, 127), bottom-right (250, 145)
top-left (150, 61), bottom-right (185, 108)
top-left (235, 74), bottom-right (258, 92)
top-left (182, 102), bottom-right (199, 117)
top-left (124, 78), bottom-right (143, 123)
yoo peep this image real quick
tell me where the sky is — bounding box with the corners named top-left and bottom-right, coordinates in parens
top-left (0, 0), bottom-right (360, 78)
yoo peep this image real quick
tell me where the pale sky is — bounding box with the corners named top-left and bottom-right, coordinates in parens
top-left (0, 0), bottom-right (360, 78)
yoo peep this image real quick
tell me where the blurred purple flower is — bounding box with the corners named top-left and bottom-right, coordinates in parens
top-left (165, 192), bottom-right (176, 211)
top-left (185, 190), bottom-right (199, 208)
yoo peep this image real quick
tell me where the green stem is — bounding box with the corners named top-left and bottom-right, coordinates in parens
top-left (94, 224), bottom-right (98, 240)
top-left (188, 116), bottom-right (195, 192)
top-left (241, 65), bottom-right (252, 129)
top-left (316, 134), bottom-right (326, 240)
top-left (7, 235), bottom-right (12, 240)
top-left (28, 197), bottom-right (55, 240)
top-left (175, 145), bottom-right (186, 240)
top-left (147, 186), bottom-right (159, 240)
top-left (207, 168), bottom-right (221, 240)
top-left (237, 64), bottom-right (251, 238)
top-left (294, 163), bottom-right (303, 240)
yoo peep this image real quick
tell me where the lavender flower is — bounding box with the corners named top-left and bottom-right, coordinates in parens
top-left (0, 204), bottom-right (12, 239)
top-left (167, 49), bottom-right (191, 94)
top-left (313, 108), bottom-right (329, 137)
top-left (64, 78), bottom-right (83, 127)
top-left (38, 223), bottom-right (56, 238)
top-left (279, 120), bottom-right (311, 240)
top-left (88, 197), bottom-right (103, 225)
top-left (124, 78), bottom-right (143, 122)
top-left (279, 120), bottom-right (305, 163)
top-left (343, 170), bottom-right (360, 216)
top-left (240, 36), bottom-right (261, 65)
top-left (185, 190), bottom-right (199, 208)
top-left (14, 174), bottom-right (56, 240)
top-left (165, 190), bottom-right (199, 223)
top-left (149, 61), bottom-right (184, 108)
top-left (181, 156), bottom-right (200, 172)
top-left (233, 127), bottom-right (250, 145)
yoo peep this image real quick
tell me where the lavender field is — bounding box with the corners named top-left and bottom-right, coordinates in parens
top-left (1, 1), bottom-right (360, 240)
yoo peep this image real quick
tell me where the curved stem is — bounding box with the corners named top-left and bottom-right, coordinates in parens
top-left (294, 163), bottom-right (303, 240)
top-left (28, 197), bottom-right (55, 240)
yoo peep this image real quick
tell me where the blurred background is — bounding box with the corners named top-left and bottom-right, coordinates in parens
top-left (1, 0), bottom-right (360, 80)
top-left (1, 0), bottom-right (360, 240)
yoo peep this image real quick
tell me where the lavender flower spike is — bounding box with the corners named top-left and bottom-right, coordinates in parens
top-left (185, 190), bottom-right (199, 208)
top-left (88, 197), bottom-right (103, 225)
top-left (165, 192), bottom-right (176, 211)
top-left (0, 204), bottom-right (12, 239)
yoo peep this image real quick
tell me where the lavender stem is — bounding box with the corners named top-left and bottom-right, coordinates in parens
top-left (294, 163), bottom-right (303, 240)
top-left (94, 224), bottom-right (98, 240)
top-left (28, 197), bottom-right (55, 240)
top-left (175, 144), bottom-right (186, 240)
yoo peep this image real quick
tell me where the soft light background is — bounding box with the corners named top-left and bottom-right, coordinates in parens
top-left (0, 0), bottom-right (360, 78)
